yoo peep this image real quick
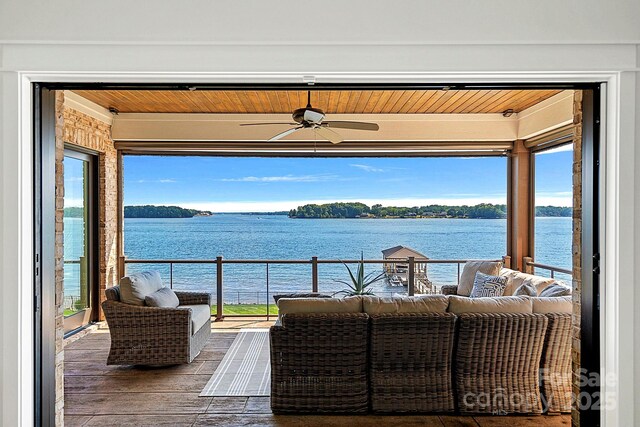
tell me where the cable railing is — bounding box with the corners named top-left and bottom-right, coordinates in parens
top-left (123, 256), bottom-right (508, 320)
top-left (523, 256), bottom-right (572, 279)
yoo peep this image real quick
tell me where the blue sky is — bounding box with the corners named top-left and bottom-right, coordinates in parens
top-left (124, 147), bottom-right (573, 212)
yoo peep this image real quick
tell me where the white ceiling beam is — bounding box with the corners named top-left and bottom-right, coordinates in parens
top-left (516, 90), bottom-right (574, 140)
top-left (112, 112), bottom-right (518, 142)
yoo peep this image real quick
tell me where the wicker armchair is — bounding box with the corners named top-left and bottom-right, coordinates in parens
top-left (102, 286), bottom-right (211, 365)
top-left (455, 312), bottom-right (548, 415)
top-left (270, 313), bottom-right (369, 413)
top-left (540, 312), bottom-right (572, 413)
top-left (369, 313), bottom-right (457, 413)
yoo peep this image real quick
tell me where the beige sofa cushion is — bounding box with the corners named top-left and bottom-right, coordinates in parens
top-left (120, 271), bottom-right (164, 306)
top-left (362, 295), bottom-right (449, 314)
top-left (180, 304), bottom-right (211, 334)
top-left (277, 296), bottom-right (363, 315)
top-left (500, 268), bottom-right (556, 296)
top-left (457, 261), bottom-right (503, 296)
top-left (531, 296), bottom-right (572, 314)
top-left (448, 295), bottom-right (533, 314)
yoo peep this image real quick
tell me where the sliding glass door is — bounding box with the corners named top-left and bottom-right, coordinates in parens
top-left (63, 149), bottom-right (97, 334)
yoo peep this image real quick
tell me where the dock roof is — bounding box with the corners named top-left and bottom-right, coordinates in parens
top-left (381, 245), bottom-right (429, 260)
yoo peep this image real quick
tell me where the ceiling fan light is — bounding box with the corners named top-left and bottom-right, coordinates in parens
top-left (303, 109), bottom-right (324, 124)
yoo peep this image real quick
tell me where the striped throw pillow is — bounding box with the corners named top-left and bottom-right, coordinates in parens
top-left (469, 271), bottom-right (508, 298)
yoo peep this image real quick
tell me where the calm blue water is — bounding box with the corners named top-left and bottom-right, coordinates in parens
top-left (64, 215), bottom-right (572, 302)
top-left (114, 215), bottom-right (571, 302)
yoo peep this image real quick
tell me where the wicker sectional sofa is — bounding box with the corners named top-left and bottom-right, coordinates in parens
top-left (270, 294), bottom-right (572, 415)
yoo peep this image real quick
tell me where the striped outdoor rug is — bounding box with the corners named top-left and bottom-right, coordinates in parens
top-left (200, 329), bottom-right (271, 396)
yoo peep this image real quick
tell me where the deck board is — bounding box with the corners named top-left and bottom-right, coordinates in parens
top-left (64, 326), bottom-right (570, 427)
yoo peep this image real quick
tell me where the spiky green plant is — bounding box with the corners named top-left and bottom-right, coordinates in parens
top-left (333, 252), bottom-right (385, 296)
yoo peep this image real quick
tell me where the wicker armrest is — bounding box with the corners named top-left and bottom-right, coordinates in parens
top-left (440, 284), bottom-right (459, 295)
top-left (174, 290), bottom-right (212, 306)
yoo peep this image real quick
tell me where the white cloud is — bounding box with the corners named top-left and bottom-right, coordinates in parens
top-left (63, 198), bottom-right (84, 208)
top-left (536, 144), bottom-right (573, 155)
top-left (218, 174), bottom-right (338, 183)
top-left (350, 164), bottom-right (385, 173)
top-left (136, 179), bottom-right (177, 183)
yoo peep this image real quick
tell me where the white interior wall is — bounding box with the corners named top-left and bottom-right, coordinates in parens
top-left (1, 2), bottom-right (639, 426)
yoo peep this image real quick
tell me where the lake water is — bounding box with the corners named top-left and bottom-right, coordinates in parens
top-left (64, 215), bottom-right (572, 303)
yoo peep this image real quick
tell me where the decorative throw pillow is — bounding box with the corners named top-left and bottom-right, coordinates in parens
top-left (538, 282), bottom-right (572, 297)
top-left (469, 271), bottom-right (508, 298)
top-left (145, 287), bottom-right (180, 308)
top-left (514, 282), bottom-right (538, 297)
top-left (457, 260), bottom-right (503, 296)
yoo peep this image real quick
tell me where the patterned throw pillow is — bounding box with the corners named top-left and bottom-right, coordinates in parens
top-left (469, 271), bottom-right (509, 298)
top-left (538, 282), bottom-right (572, 297)
top-left (514, 282), bottom-right (538, 296)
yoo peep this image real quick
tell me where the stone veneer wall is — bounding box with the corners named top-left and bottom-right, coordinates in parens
top-left (571, 90), bottom-right (583, 427)
top-left (54, 91), bottom-right (118, 426)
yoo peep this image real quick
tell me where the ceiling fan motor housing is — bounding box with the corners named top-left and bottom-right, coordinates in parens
top-left (293, 107), bottom-right (325, 125)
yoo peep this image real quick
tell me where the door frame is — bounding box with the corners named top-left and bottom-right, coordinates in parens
top-left (26, 73), bottom-right (619, 427)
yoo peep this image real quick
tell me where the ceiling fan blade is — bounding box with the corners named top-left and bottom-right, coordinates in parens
top-left (323, 121), bottom-right (379, 131)
top-left (240, 122), bottom-right (298, 126)
top-left (304, 109), bottom-right (324, 124)
top-left (314, 126), bottom-right (343, 144)
top-left (269, 126), bottom-right (304, 141)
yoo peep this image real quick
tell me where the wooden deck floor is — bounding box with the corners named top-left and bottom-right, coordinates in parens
top-left (64, 322), bottom-right (571, 427)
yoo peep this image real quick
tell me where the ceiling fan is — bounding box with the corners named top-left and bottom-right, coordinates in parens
top-left (240, 91), bottom-right (379, 144)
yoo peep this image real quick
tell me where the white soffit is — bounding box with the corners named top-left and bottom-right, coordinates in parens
top-left (112, 112), bottom-right (518, 142)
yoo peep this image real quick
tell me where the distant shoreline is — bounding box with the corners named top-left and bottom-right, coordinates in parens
top-left (287, 202), bottom-right (571, 220)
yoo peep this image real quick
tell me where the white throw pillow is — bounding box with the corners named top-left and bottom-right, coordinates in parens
top-left (120, 271), bottom-right (164, 306)
top-left (145, 287), bottom-right (180, 308)
top-left (500, 268), bottom-right (556, 296)
top-left (513, 282), bottom-right (538, 297)
top-left (457, 260), bottom-right (503, 296)
top-left (469, 272), bottom-right (508, 298)
top-left (538, 282), bottom-right (572, 297)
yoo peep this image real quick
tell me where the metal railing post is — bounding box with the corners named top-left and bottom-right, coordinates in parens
top-left (311, 256), bottom-right (318, 293)
top-left (169, 262), bottom-right (173, 289)
top-left (408, 257), bottom-right (415, 296)
top-left (266, 262), bottom-right (270, 321)
top-left (457, 263), bottom-right (461, 285)
top-left (216, 256), bottom-right (223, 321)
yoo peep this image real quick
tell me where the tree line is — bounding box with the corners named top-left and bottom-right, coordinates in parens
top-left (288, 202), bottom-right (571, 219)
top-left (65, 205), bottom-right (212, 218)
top-left (123, 205), bottom-right (212, 218)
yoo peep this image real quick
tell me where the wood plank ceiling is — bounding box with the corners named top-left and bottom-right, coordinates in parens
top-left (73, 89), bottom-right (562, 114)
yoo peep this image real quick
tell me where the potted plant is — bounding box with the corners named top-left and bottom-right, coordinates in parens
top-left (334, 252), bottom-right (385, 296)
